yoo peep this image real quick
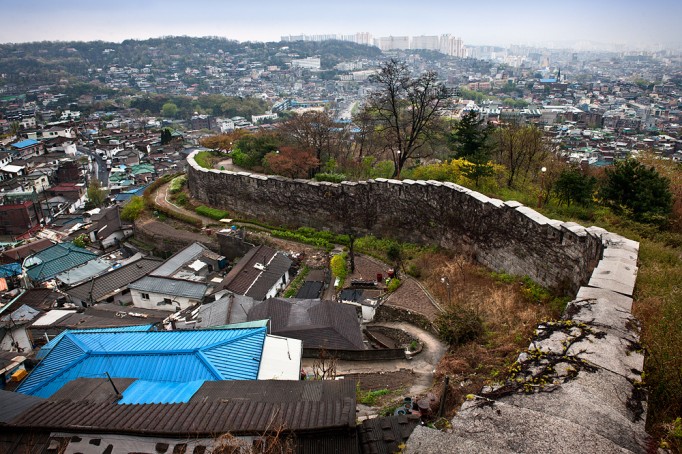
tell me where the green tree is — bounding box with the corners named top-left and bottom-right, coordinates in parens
top-left (364, 58), bottom-right (452, 178)
top-left (599, 159), bottom-right (673, 225)
top-left (9, 121), bottom-right (21, 137)
top-left (450, 110), bottom-right (490, 160)
top-left (231, 133), bottom-right (280, 170)
top-left (160, 128), bottom-right (174, 145)
top-left (73, 233), bottom-right (89, 248)
top-left (554, 167), bottom-right (597, 207)
top-left (86, 179), bottom-right (107, 208)
top-left (450, 111), bottom-right (494, 187)
top-left (386, 243), bottom-right (403, 279)
top-left (161, 102), bottom-right (178, 118)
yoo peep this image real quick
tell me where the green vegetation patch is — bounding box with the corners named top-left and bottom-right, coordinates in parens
top-left (357, 388), bottom-right (391, 406)
top-left (283, 266), bottom-right (310, 298)
top-left (196, 205), bottom-right (229, 220)
top-left (194, 151), bottom-right (220, 169)
top-left (169, 175), bottom-right (187, 194)
top-left (121, 196), bottom-right (146, 221)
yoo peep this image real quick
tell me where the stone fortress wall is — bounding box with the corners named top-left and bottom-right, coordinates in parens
top-left (187, 152), bottom-right (647, 452)
top-left (187, 152), bottom-right (602, 294)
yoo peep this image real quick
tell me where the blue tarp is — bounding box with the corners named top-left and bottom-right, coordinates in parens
top-left (0, 263), bottom-right (21, 278)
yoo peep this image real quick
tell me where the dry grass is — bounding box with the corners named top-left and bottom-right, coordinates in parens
top-left (417, 252), bottom-right (561, 417)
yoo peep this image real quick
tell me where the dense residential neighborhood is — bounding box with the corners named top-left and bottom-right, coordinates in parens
top-left (0, 33), bottom-right (680, 453)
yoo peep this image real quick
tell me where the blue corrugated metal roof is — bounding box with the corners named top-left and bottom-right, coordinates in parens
top-left (18, 327), bottom-right (267, 398)
top-left (119, 379), bottom-right (205, 404)
top-left (36, 325), bottom-right (155, 360)
top-left (11, 139), bottom-right (39, 149)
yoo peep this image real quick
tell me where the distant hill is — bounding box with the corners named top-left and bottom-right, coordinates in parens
top-left (0, 36), bottom-right (382, 89)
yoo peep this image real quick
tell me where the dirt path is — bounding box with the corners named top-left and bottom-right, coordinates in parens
top-left (215, 157), bottom-right (246, 172)
top-left (302, 321), bottom-right (447, 396)
top-left (154, 182), bottom-right (215, 228)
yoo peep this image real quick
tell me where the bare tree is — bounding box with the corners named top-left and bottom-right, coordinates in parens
top-left (278, 111), bottom-right (350, 169)
top-left (493, 122), bottom-right (551, 188)
top-left (312, 349), bottom-right (337, 380)
top-left (363, 59), bottom-right (452, 178)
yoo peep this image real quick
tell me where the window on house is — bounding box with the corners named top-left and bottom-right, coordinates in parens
top-left (157, 298), bottom-right (172, 306)
top-left (141, 293), bottom-right (150, 300)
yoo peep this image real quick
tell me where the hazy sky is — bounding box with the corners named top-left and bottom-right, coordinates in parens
top-left (1, 0), bottom-right (680, 49)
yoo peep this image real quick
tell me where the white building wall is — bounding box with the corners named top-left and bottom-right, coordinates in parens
top-left (0, 327), bottom-right (33, 354)
top-left (130, 289), bottom-right (197, 312)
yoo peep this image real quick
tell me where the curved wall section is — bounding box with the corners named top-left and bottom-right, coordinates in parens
top-left (187, 152), bottom-right (602, 293)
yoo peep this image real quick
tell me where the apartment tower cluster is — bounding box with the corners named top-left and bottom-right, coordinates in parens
top-left (280, 32), bottom-right (466, 57)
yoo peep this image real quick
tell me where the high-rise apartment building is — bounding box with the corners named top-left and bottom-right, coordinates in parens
top-left (280, 33), bottom-right (374, 46)
top-left (412, 35), bottom-right (440, 51)
top-left (374, 36), bottom-right (411, 51)
top-left (440, 35), bottom-right (466, 57)
top-left (280, 32), bottom-right (465, 57)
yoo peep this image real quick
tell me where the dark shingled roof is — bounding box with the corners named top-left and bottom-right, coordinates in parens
top-left (13, 288), bottom-right (65, 311)
top-left (0, 239), bottom-right (54, 264)
top-left (86, 206), bottom-right (131, 242)
top-left (49, 377), bottom-right (136, 403)
top-left (66, 257), bottom-right (163, 304)
top-left (248, 298), bottom-right (365, 350)
top-left (0, 390), bottom-right (44, 424)
top-left (296, 281), bottom-right (324, 299)
top-left (359, 415), bottom-right (421, 454)
top-left (221, 245), bottom-right (292, 301)
top-left (9, 379), bottom-right (358, 438)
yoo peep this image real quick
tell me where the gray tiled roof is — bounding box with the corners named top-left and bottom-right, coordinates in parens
top-left (33, 307), bottom-right (164, 330)
top-left (222, 245), bottom-right (292, 301)
top-left (66, 258), bottom-right (163, 304)
top-left (248, 298), bottom-right (365, 350)
top-left (150, 242), bottom-right (206, 277)
top-left (129, 276), bottom-right (207, 300)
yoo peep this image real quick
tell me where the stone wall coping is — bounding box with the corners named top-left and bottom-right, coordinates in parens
top-left (515, 206), bottom-right (551, 225)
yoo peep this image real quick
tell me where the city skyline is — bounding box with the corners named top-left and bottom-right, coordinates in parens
top-left (0, 0), bottom-right (681, 50)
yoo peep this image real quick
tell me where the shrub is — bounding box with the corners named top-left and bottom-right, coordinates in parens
top-left (406, 263), bottom-right (422, 278)
top-left (174, 192), bottom-right (188, 206)
top-left (271, 230), bottom-right (333, 250)
top-left (314, 172), bottom-right (347, 183)
top-left (73, 233), bottom-right (89, 248)
top-left (435, 307), bottom-right (484, 346)
top-left (169, 175), bottom-right (187, 194)
top-left (386, 278), bottom-right (402, 293)
top-left (121, 196), bottom-right (145, 221)
top-left (196, 205), bottom-right (229, 220)
top-left (357, 388), bottom-right (391, 406)
top-left (331, 253), bottom-right (348, 287)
